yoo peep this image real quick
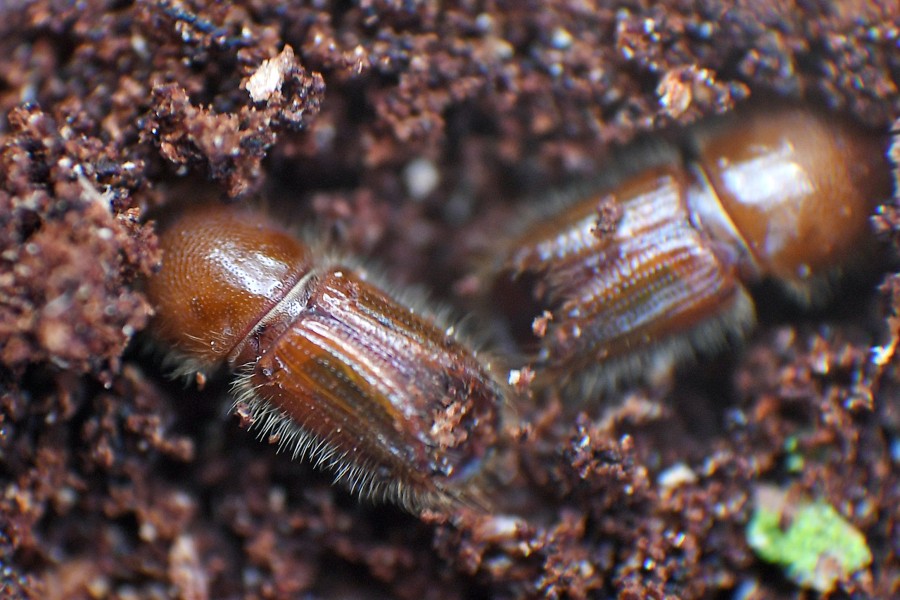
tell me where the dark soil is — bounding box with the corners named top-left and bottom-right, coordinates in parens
top-left (1, 1), bottom-right (899, 598)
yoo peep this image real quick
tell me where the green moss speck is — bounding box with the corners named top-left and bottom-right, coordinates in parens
top-left (747, 485), bottom-right (872, 593)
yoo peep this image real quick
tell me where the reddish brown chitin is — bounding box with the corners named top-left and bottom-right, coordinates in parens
top-left (146, 207), bottom-right (502, 512)
top-left (505, 106), bottom-right (891, 389)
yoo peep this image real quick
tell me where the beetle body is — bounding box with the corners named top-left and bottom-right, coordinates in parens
top-left (146, 206), bottom-right (503, 513)
top-left (502, 106), bottom-right (891, 390)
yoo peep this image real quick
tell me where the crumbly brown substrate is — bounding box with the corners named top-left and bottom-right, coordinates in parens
top-left (2, 1), bottom-right (899, 598)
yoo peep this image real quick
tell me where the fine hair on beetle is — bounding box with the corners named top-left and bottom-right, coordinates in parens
top-left (491, 102), bottom-right (892, 397)
top-left (144, 201), bottom-right (511, 514)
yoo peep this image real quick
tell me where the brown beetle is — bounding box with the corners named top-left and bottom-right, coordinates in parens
top-left (500, 106), bottom-right (891, 391)
top-left (145, 205), bottom-right (504, 513)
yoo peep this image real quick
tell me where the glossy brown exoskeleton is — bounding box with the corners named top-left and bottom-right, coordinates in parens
top-left (500, 106), bottom-right (891, 390)
top-left (146, 206), bottom-right (504, 513)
